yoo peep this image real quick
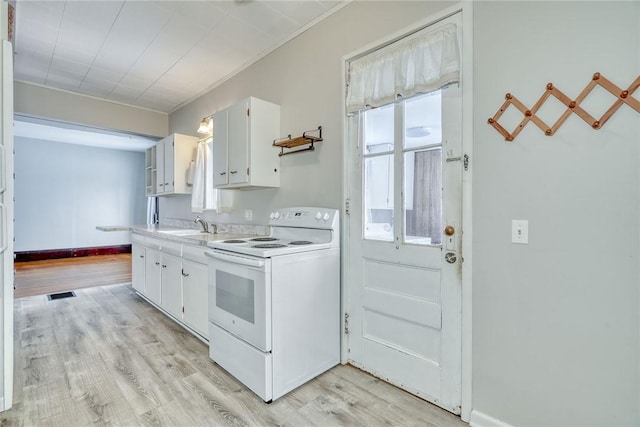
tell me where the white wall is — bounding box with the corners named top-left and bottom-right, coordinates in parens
top-left (472, 2), bottom-right (639, 426)
top-left (14, 81), bottom-right (168, 138)
top-left (14, 137), bottom-right (146, 251)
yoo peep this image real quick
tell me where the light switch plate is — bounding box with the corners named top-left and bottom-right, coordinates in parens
top-left (512, 220), bottom-right (528, 244)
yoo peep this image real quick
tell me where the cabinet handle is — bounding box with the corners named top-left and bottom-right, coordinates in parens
top-left (139, 255), bottom-right (144, 259)
top-left (219, 172), bottom-right (226, 176)
top-left (181, 269), bottom-right (190, 277)
top-left (155, 261), bottom-right (160, 265)
top-left (159, 183), bottom-right (164, 187)
top-left (162, 264), bottom-right (167, 268)
top-left (230, 170), bottom-right (238, 174)
top-left (164, 183), bottom-right (169, 186)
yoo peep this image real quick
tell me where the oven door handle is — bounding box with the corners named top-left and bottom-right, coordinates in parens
top-left (205, 250), bottom-right (266, 268)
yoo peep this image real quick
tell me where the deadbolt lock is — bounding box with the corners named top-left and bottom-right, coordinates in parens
top-left (445, 252), bottom-right (457, 264)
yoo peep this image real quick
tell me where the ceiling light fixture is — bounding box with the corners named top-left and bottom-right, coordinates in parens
top-left (197, 116), bottom-right (213, 134)
top-left (406, 126), bottom-right (431, 138)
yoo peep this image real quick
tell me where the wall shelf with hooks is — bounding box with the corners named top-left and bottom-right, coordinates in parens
top-left (273, 126), bottom-right (322, 156)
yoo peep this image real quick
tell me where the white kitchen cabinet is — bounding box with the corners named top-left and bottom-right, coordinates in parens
top-left (181, 258), bottom-right (208, 338)
top-left (132, 243), bottom-right (146, 294)
top-left (145, 146), bottom-right (157, 196)
top-left (212, 97), bottom-right (280, 189)
top-left (154, 133), bottom-right (197, 195)
top-left (160, 252), bottom-right (183, 320)
top-left (144, 247), bottom-right (162, 305)
top-left (131, 233), bottom-right (209, 341)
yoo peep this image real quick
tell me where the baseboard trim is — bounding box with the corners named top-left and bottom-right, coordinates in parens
top-left (15, 245), bottom-right (132, 262)
top-left (470, 410), bottom-right (514, 427)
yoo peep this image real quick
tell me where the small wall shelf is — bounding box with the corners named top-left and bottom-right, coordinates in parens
top-left (273, 126), bottom-right (322, 156)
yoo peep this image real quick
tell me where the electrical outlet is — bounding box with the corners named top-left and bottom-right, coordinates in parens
top-left (244, 209), bottom-right (253, 221)
top-left (512, 220), bottom-right (528, 244)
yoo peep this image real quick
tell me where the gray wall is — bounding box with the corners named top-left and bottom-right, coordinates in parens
top-left (14, 137), bottom-right (146, 251)
top-left (166, 1), bottom-right (640, 425)
top-left (472, 2), bottom-right (639, 426)
top-left (165, 1), bottom-right (454, 225)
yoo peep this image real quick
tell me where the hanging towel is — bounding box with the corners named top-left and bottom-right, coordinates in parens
top-left (191, 138), bottom-right (219, 213)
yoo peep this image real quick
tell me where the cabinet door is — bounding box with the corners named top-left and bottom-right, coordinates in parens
top-left (155, 140), bottom-right (165, 194)
top-left (132, 244), bottom-right (146, 293)
top-left (212, 109), bottom-right (229, 187)
top-left (145, 248), bottom-right (162, 304)
top-left (163, 136), bottom-right (175, 193)
top-left (182, 259), bottom-right (208, 338)
top-left (160, 253), bottom-right (182, 320)
top-left (227, 101), bottom-right (249, 185)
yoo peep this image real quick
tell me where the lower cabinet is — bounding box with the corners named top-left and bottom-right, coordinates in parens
top-left (132, 244), bottom-right (146, 294)
top-left (160, 252), bottom-right (183, 320)
top-left (182, 259), bottom-right (208, 337)
top-left (131, 234), bottom-right (209, 340)
top-left (144, 247), bottom-right (162, 305)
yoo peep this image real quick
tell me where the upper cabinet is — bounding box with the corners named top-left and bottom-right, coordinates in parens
top-left (212, 97), bottom-right (280, 189)
top-left (146, 133), bottom-right (197, 196)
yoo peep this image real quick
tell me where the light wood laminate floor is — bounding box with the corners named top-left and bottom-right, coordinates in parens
top-left (3, 283), bottom-right (466, 426)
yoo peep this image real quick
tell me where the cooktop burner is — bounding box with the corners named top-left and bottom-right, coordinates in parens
top-left (252, 243), bottom-right (287, 249)
top-left (223, 239), bottom-right (246, 244)
top-left (289, 240), bottom-right (313, 245)
top-left (251, 237), bottom-right (278, 242)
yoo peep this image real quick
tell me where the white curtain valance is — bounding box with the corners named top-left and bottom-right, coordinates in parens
top-left (346, 23), bottom-right (460, 114)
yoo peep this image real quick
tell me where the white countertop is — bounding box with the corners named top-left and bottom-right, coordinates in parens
top-left (99, 225), bottom-right (263, 247)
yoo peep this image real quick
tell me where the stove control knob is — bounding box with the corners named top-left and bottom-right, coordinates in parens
top-left (274, 212), bottom-right (281, 219)
top-left (315, 212), bottom-right (322, 220)
top-left (269, 212), bottom-right (275, 219)
top-left (322, 213), bottom-right (330, 221)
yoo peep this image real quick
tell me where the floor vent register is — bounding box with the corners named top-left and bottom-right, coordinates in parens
top-left (47, 291), bottom-right (76, 301)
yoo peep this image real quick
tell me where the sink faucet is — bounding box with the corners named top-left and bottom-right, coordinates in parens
top-left (194, 216), bottom-right (208, 233)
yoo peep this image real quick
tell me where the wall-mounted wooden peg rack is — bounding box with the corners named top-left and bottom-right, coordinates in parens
top-left (273, 126), bottom-right (323, 156)
top-left (488, 72), bottom-right (640, 141)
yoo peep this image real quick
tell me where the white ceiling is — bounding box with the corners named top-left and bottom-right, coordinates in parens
top-left (14, 0), bottom-right (344, 114)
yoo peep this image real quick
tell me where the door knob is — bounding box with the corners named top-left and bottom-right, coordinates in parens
top-left (444, 225), bottom-right (455, 236)
top-left (445, 252), bottom-right (457, 264)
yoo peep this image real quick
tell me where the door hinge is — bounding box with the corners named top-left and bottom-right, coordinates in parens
top-left (345, 198), bottom-right (350, 215)
top-left (247, 108), bottom-right (250, 117)
top-left (182, 306), bottom-right (184, 314)
top-left (344, 312), bottom-right (350, 335)
top-left (464, 154), bottom-right (470, 171)
top-left (247, 167), bottom-right (250, 176)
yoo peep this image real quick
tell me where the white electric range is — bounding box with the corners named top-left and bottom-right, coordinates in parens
top-left (205, 207), bottom-right (340, 402)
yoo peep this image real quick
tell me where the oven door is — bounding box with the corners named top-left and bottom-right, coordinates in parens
top-left (206, 250), bottom-right (272, 352)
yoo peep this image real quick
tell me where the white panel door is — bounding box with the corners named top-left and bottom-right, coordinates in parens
top-left (346, 17), bottom-right (463, 413)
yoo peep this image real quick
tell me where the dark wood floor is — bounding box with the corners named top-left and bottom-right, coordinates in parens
top-left (2, 283), bottom-right (466, 426)
top-left (14, 254), bottom-right (132, 298)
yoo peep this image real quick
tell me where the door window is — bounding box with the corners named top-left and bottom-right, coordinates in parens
top-left (361, 91), bottom-right (444, 246)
